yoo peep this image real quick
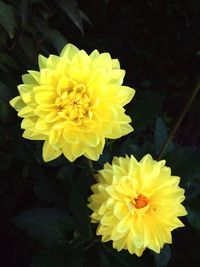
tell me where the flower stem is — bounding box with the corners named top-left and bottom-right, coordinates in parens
top-left (158, 82), bottom-right (200, 160)
top-left (87, 159), bottom-right (95, 176)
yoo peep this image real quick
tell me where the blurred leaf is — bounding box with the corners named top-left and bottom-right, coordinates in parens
top-left (0, 100), bottom-right (8, 121)
top-left (13, 208), bottom-right (74, 247)
top-left (31, 245), bottom-right (70, 267)
top-left (119, 137), bottom-right (154, 160)
top-left (67, 246), bottom-right (85, 267)
top-left (57, 0), bottom-right (84, 34)
top-left (0, 27), bottom-right (8, 46)
top-left (79, 10), bottom-right (91, 25)
top-left (0, 52), bottom-right (18, 71)
top-left (0, 152), bottom-right (13, 170)
top-left (0, 0), bottom-right (16, 38)
top-left (165, 146), bottom-right (200, 182)
top-left (154, 245), bottom-right (171, 267)
top-left (31, 245), bottom-right (84, 267)
top-left (19, 34), bottom-right (37, 61)
top-left (31, 0), bottom-right (43, 3)
top-left (97, 144), bottom-right (112, 168)
top-left (32, 17), bottom-right (67, 53)
top-left (186, 179), bottom-right (200, 200)
top-left (100, 243), bottom-right (150, 267)
top-left (34, 178), bottom-right (65, 203)
top-left (20, 0), bottom-right (30, 26)
top-left (187, 201), bottom-right (200, 230)
top-left (70, 171), bottom-right (92, 238)
top-left (57, 163), bottom-right (75, 182)
top-left (154, 117), bottom-right (174, 156)
top-left (129, 91), bottom-right (162, 132)
top-left (196, 50), bottom-right (200, 56)
top-left (98, 249), bottom-right (110, 267)
top-left (49, 30), bottom-right (67, 53)
top-left (0, 81), bottom-right (12, 101)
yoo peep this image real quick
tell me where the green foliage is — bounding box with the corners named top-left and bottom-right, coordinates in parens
top-left (165, 147), bottom-right (200, 182)
top-left (0, 1), bottom-right (16, 38)
top-left (154, 117), bottom-right (174, 156)
top-left (57, 0), bottom-right (84, 34)
top-left (0, 1), bottom-right (200, 267)
top-left (154, 245), bottom-right (171, 267)
top-left (13, 208), bottom-right (75, 247)
top-left (187, 201), bottom-right (200, 230)
top-left (128, 91), bottom-right (163, 132)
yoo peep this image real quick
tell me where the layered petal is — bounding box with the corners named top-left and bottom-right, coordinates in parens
top-left (9, 43), bottom-right (135, 162)
top-left (88, 154), bottom-right (187, 256)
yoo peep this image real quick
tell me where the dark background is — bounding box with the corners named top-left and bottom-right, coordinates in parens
top-left (0, 1), bottom-right (200, 266)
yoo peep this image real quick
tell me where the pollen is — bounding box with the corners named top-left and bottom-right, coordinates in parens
top-left (134, 194), bottom-right (149, 209)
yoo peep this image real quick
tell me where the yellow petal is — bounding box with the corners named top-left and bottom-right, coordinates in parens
top-left (63, 129), bottom-right (83, 144)
top-left (18, 106), bottom-right (34, 117)
top-left (62, 142), bottom-right (84, 162)
top-left (10, 96), bottom-right (25, 111)
top-left (83, 132), bottom-right (100, 147)
top-left (21, 117), bottom-right (37, 129)
top-left (28, 70), bottom-right (41, 83)
top-left (38, 54), bottom-right (48, 69)
top-left (42, 140), bottom-right (62, 162)
top-left (83, 139), bottom-right (104, 160)
top-left (23, 129), bottom-right (45, 140)
top-left (22, 73), bottom-right (38, 84)
top-left (35, 91), bottom-right (56, 105)
top-left (108, 85), bottom-right (135, 106)
top-left (60, 43), bottom-right (79, 59)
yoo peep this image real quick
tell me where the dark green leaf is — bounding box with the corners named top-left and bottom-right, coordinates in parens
top-left (0, 27), bottom-right (8, 45)
top-left (32, 17), bottom-right (67, 53)
top-left (100, 243), bottom-right (150, 267)
top-left (31, 245), bottom-right (70, 267)
top-left (19, 34), bottom-right (37, 61)
top-left (57, 163), bottom-right (75, 182)
top-left (20, 0), bottom-right (30, 26)
top-left (34, 178), bottom-right (65, 203)
top-left (31, 245), bottom-right (84, 267)
top-left (186, 179), bottom-right (200, 200)
top-left (70, 171), bottom-right (92, 238)
top-left (49, 30), bottom-right (67, 53)
top-left (67, 246), bottom-right (85, 267)
top-left (79, 10), bottom-right (91, 25)
top-left (165, 146), bottom-right (200, 182)
top-left (0, 1), bottom-right (16, 38)
top-left (154, 245), bottom-right (171, 267)
top-left (0, 100), bottom-right (8, 121)
top-left (128, 91), bottom-right (162, 132)
top-left (154, 117), bottom-right (174, 156)
top-left (119, 137), bottom-right (154, 160)
top-left (0, 81), bottom-right (12, 101)
top-left (0, 152), bottom-right (13, 170)
top-left (13, 208), bottom-right (74, 247)
top-left (187, 201), bottom-right (200, 230)
top-left (98, 249), bottom-right (110, 267)
top-left (0, 53), bottom-right (18, 71)
top-left (57, 0), bottom-right (84, 34)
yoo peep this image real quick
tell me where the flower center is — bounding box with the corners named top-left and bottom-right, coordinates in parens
top-left (55, 78), bottom-right (92, 122)
top-left (134, 194), bottom-right (149, 209)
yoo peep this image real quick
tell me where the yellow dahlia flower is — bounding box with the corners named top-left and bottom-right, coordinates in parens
top-left (10, 44), bottom-right (135, 162)
top-left (88, 154), bottom-right (187, 256)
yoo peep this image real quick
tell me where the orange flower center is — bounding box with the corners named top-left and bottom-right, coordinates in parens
top-left (134, 194), bottom-right (149, 209)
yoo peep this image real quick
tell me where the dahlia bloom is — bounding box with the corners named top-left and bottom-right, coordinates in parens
top-left (88, 154), bottom-right (187, 256)
top-left (10, 44), bottom-right (135, 162)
